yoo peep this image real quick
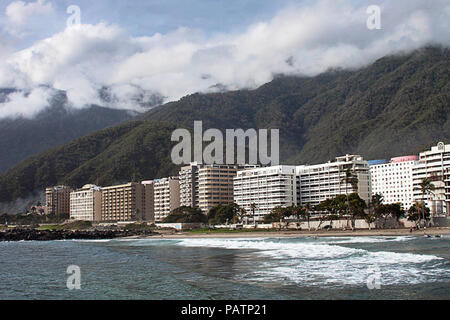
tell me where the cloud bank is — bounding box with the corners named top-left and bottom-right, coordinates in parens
top-left (0, 0), bottom-right (449, 118)
top-left (5, 0), bottom-right (54, 37)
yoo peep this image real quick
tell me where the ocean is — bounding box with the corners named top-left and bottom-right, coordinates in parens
top-left (0, 236), bottom-right (449, 300)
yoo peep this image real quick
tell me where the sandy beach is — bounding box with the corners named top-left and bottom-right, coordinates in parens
top-left (135, 227), bottom-right (450, 239)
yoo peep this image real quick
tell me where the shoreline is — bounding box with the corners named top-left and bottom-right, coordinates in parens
top-left (136, 227), bottom-right (450, 239)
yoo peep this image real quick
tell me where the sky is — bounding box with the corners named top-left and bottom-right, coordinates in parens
top-left (0, 0), bottom-right (449, 118)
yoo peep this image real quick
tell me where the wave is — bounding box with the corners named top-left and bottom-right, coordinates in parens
top-left (175, 237), bottom-right (447, 287)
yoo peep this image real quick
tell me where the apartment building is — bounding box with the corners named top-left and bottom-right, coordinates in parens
top-left (45, 185), bottom-right (73, 216)
top-left (297, 155), bottom-right (372, 206)
top-left (179, 163), bottom-right (199, 208)
top-left (101, 182), bottom-right (154, 222)
top-left (153, 177), bottom-right (180, 222)
top-left (69, 184), bottom-right (102, 221)
top-left (445, 167), bottom-right (450, 215)
top-left (198, 164), bottom-right (252, 213)
top-left (412, 142), bottom-right (450, 216)
top-left (234, 166), bottom-right (298, 221)
top-left (369, 155), bottom-right (418, 210)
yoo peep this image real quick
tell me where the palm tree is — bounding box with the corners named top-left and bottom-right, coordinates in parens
top-left (419, 178), bottom-right (435, 229)
top-left (303, 203), bottom-right (312, 230)
top-left (341, 167), bottom-right (359, 229)
top-left (250, 203), bottom-right (257, 227)
top-left (236, 207), bottom-right (247, 224)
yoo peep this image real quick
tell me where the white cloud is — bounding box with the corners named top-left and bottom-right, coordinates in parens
top-left (5, 0), bottom-right (54, 37)
top-left (0, 0), bottom-right (449, 118)
top-left (0, 87), bottom-right (52, 118)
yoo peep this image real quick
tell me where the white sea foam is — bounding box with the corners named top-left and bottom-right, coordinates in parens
top-left (176, 237), bottom-right (446, 287)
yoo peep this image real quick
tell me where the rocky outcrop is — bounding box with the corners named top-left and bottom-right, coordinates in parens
top-left (0, 228), bottom-right (156, 242)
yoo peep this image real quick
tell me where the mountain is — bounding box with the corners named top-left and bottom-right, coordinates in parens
top-left (0, 46), bottom-right (448, 213)
top-left (0, 89), bottom-right (136, 173)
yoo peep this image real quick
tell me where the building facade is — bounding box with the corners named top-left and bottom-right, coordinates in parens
top-left (45, 185), bottom-right (73, 216)
top-left (153, 177), bottom-right (180, 222)
top-left (369, 156), bottom-right (419, 210)
top-left (179, 163), bottom-right (199, 208)
top-left (412, 142), bottom-right (450, 216)
top-left (297, 155), bottom-right (372, 206)
top-left (198, 164), bottom-right (249, 213)
top-left (101, 182), bottom-right (154, 222)
top-left (234, 166), bottom-right (298, 221)
top-left (69, 184), bottom-right (102, 221)
top-left (445, 167), bottom-right (450, 215)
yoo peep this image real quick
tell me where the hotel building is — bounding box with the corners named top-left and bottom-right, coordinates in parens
top-left (369, 156), bottom-right (419, 210)
top-left (153, 177), bottom-right (180, 222)
top-left (445, 167), bottom-right (450, 215)
top-left (179, 163), bottom-right (256, 213)
top-left (69, 185), bottom-right (102, 221)
top-left (412, 142), bottom-right (450, 216)
top-left (297, 155), bottom-right (372, 206)
top-left (234, 166), bottom-right (298, 221)
top-left (198, 164), bottom-right (254, 213)
top-left (179, 163), bottom-right (199, 208)
top-left (45, 185), bottom-right (73, 216)
top-left (101, 182), bottom-right (154, 222)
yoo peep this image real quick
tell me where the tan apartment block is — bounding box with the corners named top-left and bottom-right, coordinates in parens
top-left (101, 182), bottom-right (154, 222)
top-left (198, 165), bottom-right (242, 213)
top-left (69, 184), bottom-right (102, 221)
top-left (45, 185), bottom-right (73, 216)
top-left (154, 177), bottom-right (180, 222)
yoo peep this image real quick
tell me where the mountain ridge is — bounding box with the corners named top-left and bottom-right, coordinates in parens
top-left (0, 46), bottom-right (448, 213)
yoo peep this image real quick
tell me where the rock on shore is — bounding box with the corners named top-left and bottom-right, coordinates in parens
top-left (0, 229), bottom-right (156, 242)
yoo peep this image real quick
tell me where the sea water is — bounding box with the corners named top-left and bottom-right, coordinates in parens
top-left (0, 236), bottom-right (449, 299)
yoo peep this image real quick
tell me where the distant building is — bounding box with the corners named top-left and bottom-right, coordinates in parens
top-left (234, 166), bottom-right (298, 221)
top-left (179, 163), bottom-right (257, 213)
top-left (45, 186), bottom-right (73, 216)
top-left (198, 164), bottom-right (256, 213)
top-left (412, 142), bottom-right (450, 216)
top-left (154, 177), bottom-right (180, 222)
top-left (369, 155), bottom-right (419, 210)
top-left (179, 163), bottom-right (200, 208)
top-left (69, 184), bottom-right (102, 221)
top-left (101, 182), bottom-right (154, 222)
top-left (445, 167), bottom-right (450, 215)
top-left (297, 155), bottom-right (372, 206)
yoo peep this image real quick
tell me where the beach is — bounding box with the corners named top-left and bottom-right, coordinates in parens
top-left (140, 227), bottom-right (450, 239)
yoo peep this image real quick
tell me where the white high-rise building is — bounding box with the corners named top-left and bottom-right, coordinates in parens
top-left (179, 163), bottom-right (199, 208)
top-left (234, 166), bottom-right (298, 221)
top-left (412, 142), bottom-right (450, 216)
top-left (297, 155), bottom-right (372, 206)
top-left (369, 156), bottom-right (418, 210)
top-left (70, 184), bottom-right (102, 221)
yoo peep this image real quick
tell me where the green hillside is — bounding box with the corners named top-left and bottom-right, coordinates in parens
top-left (0, 46), bottom-right (448, 208)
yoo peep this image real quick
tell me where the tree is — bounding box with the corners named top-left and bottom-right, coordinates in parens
top-left (207, 204), bottom-right (239, 225)
top-left (419, 178), bottom-right (435, 228)
top-left (264, 206), bottom-right (285, 225)
top-left (234, 207), bottom-right (247, 224)
top-left (163, 206), bottom-right (207, 223)
top-left (347, 193), bottom-right (367, 230)
top-left (408, 202), bottom-right (430, 228)
top-left (250, 203), bottom-right (257, 226)
top-left (364, 213), bottom-right (377, 230)
top-left (341, 167), bottom-right (359, 229)
top-left (303, 203), bottom-right (312, 230)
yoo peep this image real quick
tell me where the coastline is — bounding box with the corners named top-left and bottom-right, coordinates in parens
top-left (135, 227), bottom-right (450, 239)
